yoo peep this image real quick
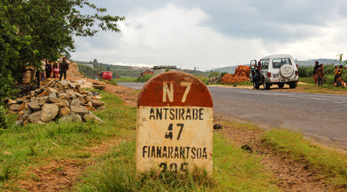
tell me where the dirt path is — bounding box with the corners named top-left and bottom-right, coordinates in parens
top-left (214, 115), bottom-right (345, 192)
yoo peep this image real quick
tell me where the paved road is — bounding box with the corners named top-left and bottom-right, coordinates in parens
top-left (118, 82), bottom-right (347, 149)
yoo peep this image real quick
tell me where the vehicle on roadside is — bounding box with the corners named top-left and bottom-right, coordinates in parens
top-left (249, 54), bottom-right (299, 90)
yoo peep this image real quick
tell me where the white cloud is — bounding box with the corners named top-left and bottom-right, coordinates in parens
top-left (71, 2), bottom-right (347, 71)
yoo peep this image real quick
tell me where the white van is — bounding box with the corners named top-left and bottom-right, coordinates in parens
top-left (249, 54), bottom-right (299, 90)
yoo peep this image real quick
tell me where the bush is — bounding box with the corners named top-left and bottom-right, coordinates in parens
top-left (0, 105), bottom-right (8, 129)
top-left (108, 79), bottom-right (118, 86)
top-left (0, 73), bottom-right (15, 99)
top-left (136, 74), bottom-right (155, 82)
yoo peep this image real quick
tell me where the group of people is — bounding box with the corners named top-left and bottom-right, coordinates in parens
top-left (35, 57), bottom-right (69, 87)
top-left (313, 61), bottom-right (325, 86)
top-left (313, 61), bottom-right (345, 87)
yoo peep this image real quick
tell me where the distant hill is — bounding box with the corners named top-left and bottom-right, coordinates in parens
top-left (295, 59), bottom-right (340, 66)
top-left (209, 66), bottom-right (239, 74)
top-left (74, 60), bottom-right (209, 79)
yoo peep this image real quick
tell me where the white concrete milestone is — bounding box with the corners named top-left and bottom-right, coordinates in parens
top-left (136, 71), bottom-right (214, 174)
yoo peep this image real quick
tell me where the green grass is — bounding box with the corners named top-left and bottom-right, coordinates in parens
top-left (0, 92), bottom-right (136, 189)
top-left (218, 81), bottom-right (253, 86)
top-left (262, 129), bottom-right (347, 186)
top-left (115, 77), bottom-right (138, 82)
top-left (75, 133), bottom-right (278, 192)
top-left (299, 77), bottom-right (347, 94)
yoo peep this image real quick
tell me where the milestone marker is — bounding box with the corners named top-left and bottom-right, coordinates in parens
top-left (136, 71), bottom-right (213, 173)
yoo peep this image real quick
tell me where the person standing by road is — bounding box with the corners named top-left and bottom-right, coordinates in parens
top-left (316, 64), bottom-right (325, 86)
top-left (45, 61), bottom-right (51, 78)
top-left (35, 65), bottom-right (43, 87)
top-left (334, 65), bottom-right (339, 83)
top-left (53, 62), bottom-right (59, 78)
top-left (338, 65), bottom-right (343, 77)
top-left (313, 61), bottom-right (320, 86)
top-left (59, 57), bottom-right (69, 81)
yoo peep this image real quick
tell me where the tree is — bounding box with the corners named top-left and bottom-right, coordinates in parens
top-left (93, 58), bottom-right (98, 65)
top-left (0, 0), bottom-right (124, 98)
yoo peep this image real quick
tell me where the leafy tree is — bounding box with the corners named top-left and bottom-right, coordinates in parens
top-left (0, 0), bottom-right (124, 97)
top-left (208, 71), bottom-right (219, 78)
top-left (93, 58), bottom-right (98, 65)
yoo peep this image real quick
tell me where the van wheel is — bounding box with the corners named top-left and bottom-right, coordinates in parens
top-left (263, 82), bottom-right (270, 90)
top-left (289, 82), bottom-right (296, 89)
top-left (278, 83), bottom-right (284, 88)
top-left (254, 82), bottom-right (260, 89)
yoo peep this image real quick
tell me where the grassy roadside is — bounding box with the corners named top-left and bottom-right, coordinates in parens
top-left (75, 133), bottom-right (278, 192)
top-left (0, 92), bottom-right (136, 190)
top-left (299, 77), bottom-right (347, 94)
top-left (262, 129), bottom-right (347, 186)
top-left (1, 88), bottom-right (347, 191)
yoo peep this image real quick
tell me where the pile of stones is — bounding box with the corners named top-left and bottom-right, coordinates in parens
top-left (2, 79), bottom-right (105, 126)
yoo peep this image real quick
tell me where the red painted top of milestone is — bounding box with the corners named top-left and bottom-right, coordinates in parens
top-left (138, 71), bottom-right (213, 107)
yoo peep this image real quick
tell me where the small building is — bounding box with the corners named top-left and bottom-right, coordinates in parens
top-left (153, 65), bottom-right (177, 74)
top-left (140, 69), bottom-right (154, 77)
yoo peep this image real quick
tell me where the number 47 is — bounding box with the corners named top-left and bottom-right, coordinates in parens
top-left (165, 123), bottom-right (184, 140)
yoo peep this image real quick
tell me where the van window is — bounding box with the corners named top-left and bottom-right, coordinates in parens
top-left (250, 60), bottom-right (257, 69)
top-left (260, 59), bottom-right (269, 69)
top-left (272, 58), bottom-right (291, 69)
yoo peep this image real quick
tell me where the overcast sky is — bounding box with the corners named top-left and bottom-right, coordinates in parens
top-left (70, 0), bottom-right (347, 71)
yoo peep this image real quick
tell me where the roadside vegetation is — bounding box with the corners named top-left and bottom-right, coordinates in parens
top-left (2, 87), bottom-right (347, 191)
top-left (262, 129), bottom-right (347, 186)
top-left (75, 134), bottom-right (278, 192)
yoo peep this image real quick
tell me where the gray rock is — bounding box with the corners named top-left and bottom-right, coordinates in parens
top-left (60, 80), bottom-right (69, 88)
top-left (70, 106), bottom-right (89, 115)
top-left (91, 100), bottom-right (105, 107)
top-left (9, 104), bottom-right (21, 111)
top-left (6, 99), bottom-right (17, 105)
top-left (21, 109), bottom-right (33, 120)
top-left (59, 107), bottom-right (71, 117)
top-left (15, 120), bottom-right (24, 126)
top-left (61, 99), bottom-right (70, 107)
top-left (74, 92), bottom-right (84, 98)
top-left (68, 82), bottom-right (76, 89)
top-left (71, 112), bottom-right (82, 122)
top-left (71, 99), bottom-right (80, 107)
top-left (46, 79), bottom-right (56, 87)
top-left (48, 92), bottom-right (57, 99)
top-left (37, 96), bottom-right (48, 105)
top-left (86, 101), bottom-right (92, 107)
top-left (78, 97), bottom-right (86, 105)
top-left (27, 100), bottom-right (41, 111)
top-left (28, 111), bottom-right (42, 123)
top-left (47, 87), bottom-right (58, 94)
top-left (40, 104), bottom-right (59, 122)
top-left (16, 98), bottom-right (24, 104)
top-left (66, 90), bottom-right (76, 99)
top-left (83, 112), bottom-right (104, 123)
top-left (49, 97), bottom-right (61, 103)
top-left (53, 103), bottom-right (64, 108)
top-left (34, 88), bottom-right (43, 94)
top-left (85, 96), bottom-right (92, 102)
top-left (59, 112), bottom-right (82, 123)
top-left (58, 93), bottom-right (69, 98)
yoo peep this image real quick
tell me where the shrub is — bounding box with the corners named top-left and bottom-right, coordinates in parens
top-left (0, 73), bottom-right (15, 99)
top-left (136, 74), bottom-right (155, 82)
top-left (0, 105), bottom-right (8, 129)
